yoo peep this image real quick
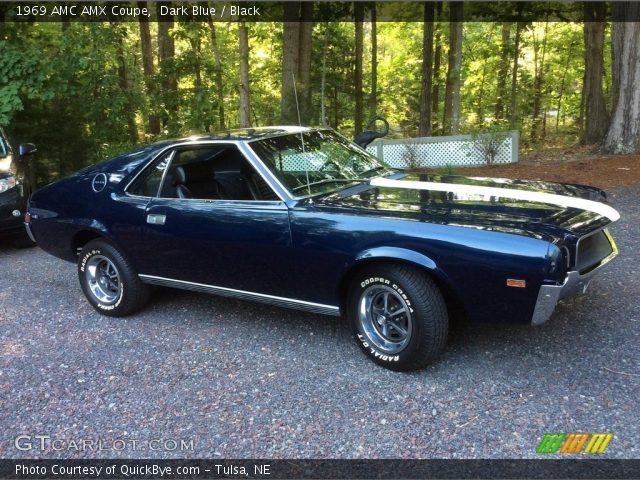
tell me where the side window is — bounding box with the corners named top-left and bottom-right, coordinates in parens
top-left (128, 151), bottom-right (173, 197)
top-left (158, 145), bottom-right (279, 201)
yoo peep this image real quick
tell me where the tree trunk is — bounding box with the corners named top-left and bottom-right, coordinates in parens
top-left (238, 22), bottom-right (251, 128)
top-left (610, 3), bottom-right (627, 111)
top-left (156, 2), bottom-right (177, 127)
top-left (431, 2), bottom-right (442, 131)
top-left (320, 25), bottom-right (329, 126)
top-left (509, 21), bottom-right (521, 130)
top-left (578, 68), bottom-right (586, 137)
top-left (207, 13), bottom-right (226, 130)
top-left (138, 1), bottom-right (160, 135)
top-left (494, 22), bottom-right (511, 120)
top-left (354, 1), bottom-right (364, 134)
top-left (476, 56), bottom-right (488, 125)
top-left (281, 6), bottom-right (300, 124)
top-left (443, 2), bottom-right (463, 135)
top-left (419, 2), bottom-right (435, 136)
top-left (581, 2), bottom-right (608, 144)
top-left (333, 85), bottom-right (338, 128)
top-left (530, 21), bottom-right (548, 142)
top-left (298, 2), bottom-right (313, 124)
top-left (370, 4), bottom-right (378, 118)
top-left (113, 25), bottom-right (137, 143)
top-left (555, 39), bottom-right (575, 133)
top-left (192, 35), bottom-right (202, 90)
top-left (602, 6), bottom-right (640, 154)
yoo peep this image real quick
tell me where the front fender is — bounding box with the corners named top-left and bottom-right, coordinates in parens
top-left (340, 245), bottom-right (462, 310)
top-left (354, 246), bottom-right (438, 272)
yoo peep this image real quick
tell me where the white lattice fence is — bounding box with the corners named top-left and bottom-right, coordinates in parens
top-left (366, 131), bottom-right (519, 168)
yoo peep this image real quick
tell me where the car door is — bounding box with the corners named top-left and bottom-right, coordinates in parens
top-left (133, 143), bottom-right (294, 298)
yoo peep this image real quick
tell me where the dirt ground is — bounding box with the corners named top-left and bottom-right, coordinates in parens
top-left (424, 149), bottom-right (640, 189)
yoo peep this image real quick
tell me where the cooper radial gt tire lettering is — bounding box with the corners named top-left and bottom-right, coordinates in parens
top-left (78, 239), bottom-right (150, 317)
top-left (348, 264), bottom-right (448, 371)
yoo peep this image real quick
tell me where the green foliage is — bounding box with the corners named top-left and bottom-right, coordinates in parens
top-left (467, 130), bottom-right (509, 165)
top-left (1, 14), bottom-right (607, 183)
top-left (435, 164), bottom-right (456, 176)
top-left (0, 41), bottom-right (52, 126)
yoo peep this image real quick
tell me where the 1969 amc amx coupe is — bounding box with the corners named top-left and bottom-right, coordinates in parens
top-left (26, 127), bottom-right (619, 370)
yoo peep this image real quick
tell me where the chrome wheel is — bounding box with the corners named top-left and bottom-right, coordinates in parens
top-left (358, 285), bottom-right (412, 354)
top-left (85, 255), bottom-right (121, 304)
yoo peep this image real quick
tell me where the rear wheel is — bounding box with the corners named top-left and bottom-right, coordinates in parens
top-left (78, 239), bottom-right (149, 316)
top-left (347, 264), bottom-right (448, 371)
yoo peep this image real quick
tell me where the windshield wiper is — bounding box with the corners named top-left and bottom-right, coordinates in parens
top-left (292, 178), bottom-right (369, 193)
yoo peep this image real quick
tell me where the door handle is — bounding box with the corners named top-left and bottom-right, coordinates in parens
top-left (147, 214), bottom-right (166, 225)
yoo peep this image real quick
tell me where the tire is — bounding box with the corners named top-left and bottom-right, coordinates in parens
top-left (78, 239), bottom-right (150, 317)
top-left (347, 264), bottom-right (448, 371)
top-left (13, 230), bottom-right (36, 249)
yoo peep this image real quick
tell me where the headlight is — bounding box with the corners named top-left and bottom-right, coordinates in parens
top-left (0, 175), bottom-right (17, 193)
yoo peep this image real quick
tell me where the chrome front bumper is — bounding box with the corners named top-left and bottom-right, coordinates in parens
top-left (531, 230), bottom-right (618, 326)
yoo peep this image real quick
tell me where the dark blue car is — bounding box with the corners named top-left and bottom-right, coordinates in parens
top-left (26, 127), bottom-right (619, 370)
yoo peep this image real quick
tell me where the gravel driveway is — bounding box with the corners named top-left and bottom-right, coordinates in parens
top-left (0, 186), bottom-right (638, 460)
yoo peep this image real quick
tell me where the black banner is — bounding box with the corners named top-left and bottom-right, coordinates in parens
top-left (1, 459), bottom-right (640, 479)
top-left (2, 1), bottom-right (640, 23)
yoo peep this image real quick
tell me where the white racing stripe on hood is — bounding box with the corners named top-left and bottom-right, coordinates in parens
top-left (369, 177), bottom-right (620, 222)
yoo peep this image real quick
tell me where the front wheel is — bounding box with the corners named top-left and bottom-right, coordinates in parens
top-left (347, 264), bottom-right (448, 371)
top-left (78, 239), bottom-right (149, 316)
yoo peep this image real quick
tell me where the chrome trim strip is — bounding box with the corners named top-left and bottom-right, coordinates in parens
top-left (531, 230), bottom-right (618, 326)
top-left (123, 140), bottom-right (243, 193)
top-left (155, 149), bottom-right (176, 198)
top-left (242, 142), bottom-right (295, 202)
top-left (122, 140), bottom-right (287, 203)
top-left (531, 281), bottom-right (565, 327)
top-left (244, 128), bottom-right (386, 202)
top-left (138, 274), bottom-right (341, 316)
top-left (24, 222), bottom-right (36, 243)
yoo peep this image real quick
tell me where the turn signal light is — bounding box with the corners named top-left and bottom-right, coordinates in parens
top-left (24, 212), bottom-right (32, 223)
top-left (506, 279), bottom-right (527, 288)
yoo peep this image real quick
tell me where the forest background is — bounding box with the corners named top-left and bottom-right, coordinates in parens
top-left (1, 1), bottom-right (639, 186)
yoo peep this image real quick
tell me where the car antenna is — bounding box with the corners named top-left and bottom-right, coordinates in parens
top-left (292, 73), bottom-right (311, 196)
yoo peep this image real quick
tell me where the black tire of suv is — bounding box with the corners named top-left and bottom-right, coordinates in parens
top-left (13, 230), bottom-right (36, 248)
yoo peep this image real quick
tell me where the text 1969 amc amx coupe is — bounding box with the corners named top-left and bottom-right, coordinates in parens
top-left (26, 127), bottom-right (619, 370)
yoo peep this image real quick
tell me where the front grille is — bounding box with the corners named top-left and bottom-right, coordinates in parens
top-left (576, 230), bottom-right (614, 274)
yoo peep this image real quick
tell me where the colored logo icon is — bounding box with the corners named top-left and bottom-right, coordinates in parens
top-left (537, 433), bottom-right (613, 454)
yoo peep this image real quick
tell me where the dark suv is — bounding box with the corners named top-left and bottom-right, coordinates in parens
top-left (0, 126), bottom-right (37, 247)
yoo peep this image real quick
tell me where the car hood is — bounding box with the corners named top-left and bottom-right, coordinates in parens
top-left (317, 173), bottom-right (619, 242)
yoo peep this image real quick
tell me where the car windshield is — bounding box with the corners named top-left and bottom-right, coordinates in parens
top-left (249, 130), bottom-right (391, 197)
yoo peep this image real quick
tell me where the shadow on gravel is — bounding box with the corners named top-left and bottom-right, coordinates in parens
top-left (140, 279), bottom-right (606, 371)
top-left (145, 285), bottom-right (348, 336)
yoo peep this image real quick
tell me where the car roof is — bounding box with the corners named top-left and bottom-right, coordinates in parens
top-left (164, 126), bottom-right (316, 144)
top-left (81, 126), bottom-right (321, 179)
